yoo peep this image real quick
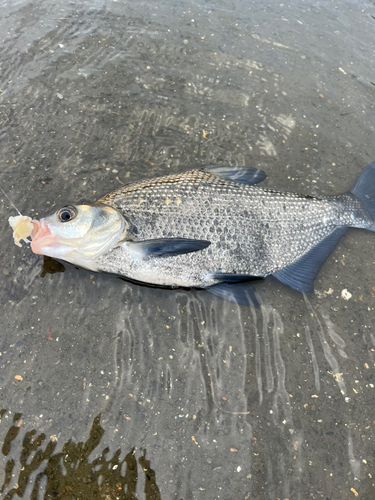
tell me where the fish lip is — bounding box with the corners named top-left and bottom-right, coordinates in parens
top-left (31, 219), bottom-right (42, 238)
top-left (30, 219), bottom-right (54, 255)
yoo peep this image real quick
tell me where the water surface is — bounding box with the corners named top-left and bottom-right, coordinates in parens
top-left (1, 0), bottom-right (375, 498)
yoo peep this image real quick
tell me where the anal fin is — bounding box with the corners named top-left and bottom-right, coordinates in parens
top-left (206, 272), bottom-right (263, 283)
top-left (205, 282), bottom-right (260, 307)
top-left (272, 227), bottom-right (348, 294)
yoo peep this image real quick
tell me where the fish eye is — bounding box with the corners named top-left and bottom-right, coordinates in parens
top-left (57, 206), bottom-right (77, 223)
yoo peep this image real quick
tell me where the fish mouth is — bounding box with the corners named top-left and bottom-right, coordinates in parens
top-left (31, 220), bottom-right (77, 259)
top-left (30, 220), bottom-right (56, 255)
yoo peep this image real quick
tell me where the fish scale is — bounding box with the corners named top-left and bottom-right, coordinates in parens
top-left (95, 168), bottom-right (370, 287)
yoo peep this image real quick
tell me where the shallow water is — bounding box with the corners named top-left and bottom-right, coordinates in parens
top-left (1, 0), bottom-right (375, 498)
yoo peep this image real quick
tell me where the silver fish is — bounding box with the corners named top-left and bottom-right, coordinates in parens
top-left (29, 162), bottom-right (375, 304)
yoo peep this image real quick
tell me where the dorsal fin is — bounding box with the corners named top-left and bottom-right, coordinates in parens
top-left (201, 166), bottom-right (267, 185)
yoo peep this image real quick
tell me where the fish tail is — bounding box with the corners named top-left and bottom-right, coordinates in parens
top-left (349, 161), bottom-right (375, 232)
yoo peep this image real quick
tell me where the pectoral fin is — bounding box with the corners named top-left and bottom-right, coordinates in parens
top-left (272, 227), bottom-right (348, 294)
top-left (123, 238), bottom-right (211, 260)
top-left (202, 165), bottom-right (267, 185)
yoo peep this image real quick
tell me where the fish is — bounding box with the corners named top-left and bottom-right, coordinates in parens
top-left (19, 162), bottom-right (375, 305)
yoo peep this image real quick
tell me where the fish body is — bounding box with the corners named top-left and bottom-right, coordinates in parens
top-left (94, 169), bottom-right (368, 285)
top-left (27, 163), bottom-right (375, 304)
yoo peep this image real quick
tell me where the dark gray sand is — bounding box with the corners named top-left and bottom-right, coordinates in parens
top-left (1, 1), bottom-right (375, 498)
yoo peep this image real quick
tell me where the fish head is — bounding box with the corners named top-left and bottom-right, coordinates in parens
top-left (31, 204), bottom-right (125, 270)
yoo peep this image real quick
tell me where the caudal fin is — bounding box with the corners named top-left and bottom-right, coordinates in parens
top-left (350, 161), bottom-right (375, 224)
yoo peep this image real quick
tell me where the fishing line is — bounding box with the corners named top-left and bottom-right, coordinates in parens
top-left (0, 185), bottom-right (22, 215)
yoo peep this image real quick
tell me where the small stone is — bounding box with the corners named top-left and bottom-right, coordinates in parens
top-left (341, 289), bottom-right (352, 300)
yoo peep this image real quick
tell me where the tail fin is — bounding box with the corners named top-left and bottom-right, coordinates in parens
top-left (350, 161), bottom-right (375, 224)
